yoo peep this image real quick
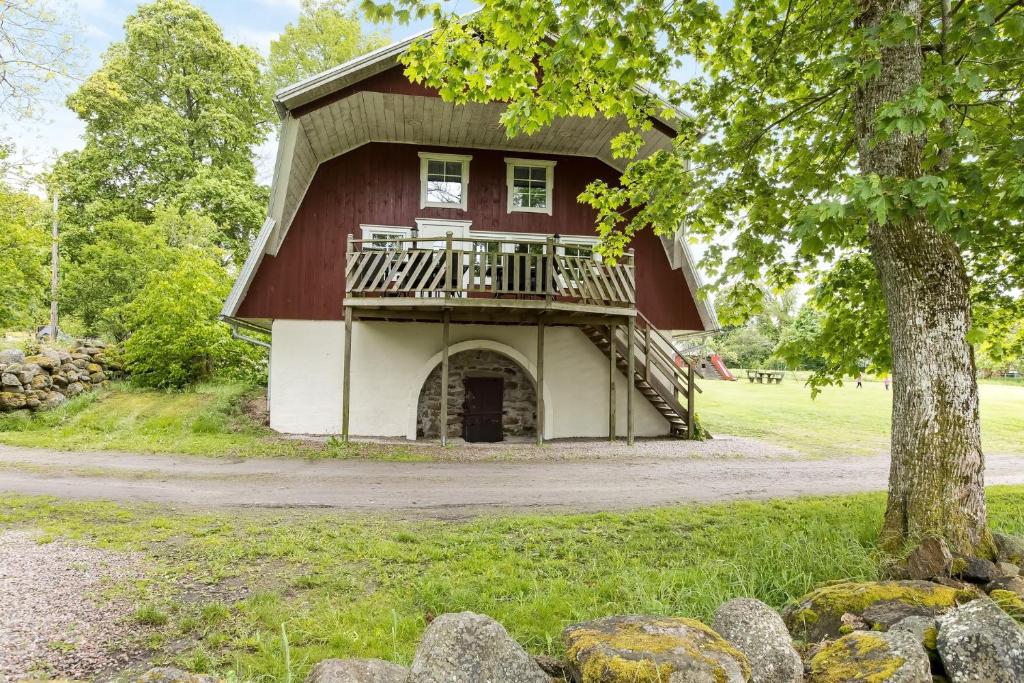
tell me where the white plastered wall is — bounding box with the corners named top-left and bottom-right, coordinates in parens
top-left (269, 319), bottom-right (670, 438)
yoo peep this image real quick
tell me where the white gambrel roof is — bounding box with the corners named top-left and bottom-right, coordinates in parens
top-left (223, 32), bottom-right (718, 332)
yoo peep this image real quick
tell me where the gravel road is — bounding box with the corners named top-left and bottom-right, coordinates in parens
top-left (0, 530), bottom-right (147, 681)
top-left (2, 442), bottom-right (1024, 518)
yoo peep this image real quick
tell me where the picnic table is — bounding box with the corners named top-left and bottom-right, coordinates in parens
top-left (747, 369), bottom-right (784, 384)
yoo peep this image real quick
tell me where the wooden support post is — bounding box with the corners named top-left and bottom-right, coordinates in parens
top-left (536, 316), bottom-right (545, 445)
top-left (444, 231), bottom-right (454, 299)
top-left (626, 316), bottom-right (636, 445)
top-left (687, 362), bottom-right (696, 439)
top-left (608, 324), bottom-right (617, 441)
top-left (440, 309), bottom-right (451, 446)
top-left (342, 305), bottom-right (353, 441)
top-left (544, 235), bottom-right (555, 303)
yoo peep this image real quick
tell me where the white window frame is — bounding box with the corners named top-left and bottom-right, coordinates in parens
top-left (505, 158), bottom-right (556, 215)
top-left (359, 224), bottom-right (412, 249)
top-left (419, 152), bottom-right (471, 211)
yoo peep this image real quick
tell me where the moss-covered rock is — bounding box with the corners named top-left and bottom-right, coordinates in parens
top-left (989, 589), bottom-right (1024, 624)
top-left (563, 615), bottom-right (751, 682)
top-left (994, 533), bottom-right (1024, 566)
top-left (783, 581), bottom-right (977, 642)
top-left (808, 631), bottom-right (930, 683)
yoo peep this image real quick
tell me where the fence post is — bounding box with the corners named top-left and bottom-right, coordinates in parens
top-left (545, 235), bottom-right (555, 302)
top-left (345, 233), bottom-right (354, 294)
top-left (445, 231), bottom-right (454, 298)
top-left (687, 362), bottom-right (696, 439)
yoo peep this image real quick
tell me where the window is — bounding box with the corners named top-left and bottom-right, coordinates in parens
top-left (360, 225), bottom-right (411, 250)
top-left (505, 158), bottom-right (556, 215)
top-left (419, 152), bottom-right (471, 210)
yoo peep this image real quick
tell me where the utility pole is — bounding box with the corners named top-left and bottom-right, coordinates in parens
top-left (49, 192), bottom-right (59, 340)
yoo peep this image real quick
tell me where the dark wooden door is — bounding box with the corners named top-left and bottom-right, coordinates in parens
top-left (463, 377), bottom-right (504, 442)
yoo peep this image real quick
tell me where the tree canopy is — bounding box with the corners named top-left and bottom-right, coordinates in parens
top-left (365, 0), bottom-right (1023, 384)
top-left (268, 0), bottom-right (388, 93)
top-left (52, 0), bottom-right (272, 257)
top-left (365, 0), bottom-right (1024, 553)
top-left (0, 148), bottom-right (49, 330)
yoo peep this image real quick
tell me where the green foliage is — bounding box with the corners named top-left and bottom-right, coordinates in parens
top-left (60, 216), bottom-right (174, 340)
top-left (52, 0), bottom-right (272, 258)
top-left (774, 307), bottom-right (827, 372)
top-left (364, 0), bottom-right (1024, 386)
top-left (267, 0), bottom-right (388, 93)
top-left (59, 208), bottom-right (221, 341)
top-left (0, 166), bottom-right (49, 329)
top-left (121, 249), bottom-right (263, 388)
top-left (715, 326), bottom-right (777, 370)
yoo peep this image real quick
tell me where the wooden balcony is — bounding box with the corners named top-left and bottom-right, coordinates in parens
top-left (343, 233), bottom-right (636, 323)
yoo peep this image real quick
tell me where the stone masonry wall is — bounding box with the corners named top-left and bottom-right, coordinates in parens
top-left (417, 350), bottom-right (537, 439)
top-left (0, 341), bottom-right (122, 412)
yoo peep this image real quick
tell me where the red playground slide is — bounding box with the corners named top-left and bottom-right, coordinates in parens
top-left (709, 354), bottom-right (736, 381)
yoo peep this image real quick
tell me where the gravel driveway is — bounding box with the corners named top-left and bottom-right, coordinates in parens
top-left (0, 530), bottom-right (147, 681)
top-left (2, 442), bottom-right (1024, 518)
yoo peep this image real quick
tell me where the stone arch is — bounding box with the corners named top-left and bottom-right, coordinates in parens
top-left (405, 340), bottom-right (554, 441)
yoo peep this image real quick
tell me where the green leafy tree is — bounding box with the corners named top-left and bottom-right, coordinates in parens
top-left (715, 326), bottom-right (777, 369)
top-left (774, 307), bottom-right (827, 372)
top-left (52, 0), bottom-right (272, 257)
top-left (0, 153), bottom-right (49, 329)
top-left (268, 0), bottom-right (388, 93)
top-left (122, 248), bottom-right (263, 389)
top-left (60, 208), bottom-right (219, 340)
top-left (367, 0), bottom-right (1024, 554)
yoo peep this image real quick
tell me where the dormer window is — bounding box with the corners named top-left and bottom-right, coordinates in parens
top-left (506, 158), bottom-right (556, 215)
top-left (419, 152), bottom-right (471, 210)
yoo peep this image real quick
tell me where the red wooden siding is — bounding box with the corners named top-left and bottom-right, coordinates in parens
top-left (238, 142), bottom-right (704, 330)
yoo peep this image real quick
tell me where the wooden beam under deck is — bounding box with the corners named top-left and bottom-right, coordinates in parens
top-left (343, 298), bottom-right (633, 328)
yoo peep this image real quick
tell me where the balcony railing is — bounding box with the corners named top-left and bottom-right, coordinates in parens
top-left (345, 233), bottom-right (636, 308)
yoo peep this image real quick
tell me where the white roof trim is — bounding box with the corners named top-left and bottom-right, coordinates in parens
top-left (274, 25), bottom-right (684, 131)
top-left (275, 28), bottom-right (433, 110)
top-left (266, 115), bottom-right (301, 256)
top-left (222, 217), bottom-right (275, 318)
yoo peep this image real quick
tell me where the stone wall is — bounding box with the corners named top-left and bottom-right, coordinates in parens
top-left (0, 341), bottom-right (122, 412)
top-left (417, 350), bottom-right (537, 439)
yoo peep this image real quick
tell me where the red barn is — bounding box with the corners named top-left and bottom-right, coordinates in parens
top-left (222, 33), bottom-right (718, 443)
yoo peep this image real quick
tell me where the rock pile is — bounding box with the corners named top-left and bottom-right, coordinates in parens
top-left (133, 534), bottom-right (1024, 683)
top-left (0, 341), bottom-right (121, 412)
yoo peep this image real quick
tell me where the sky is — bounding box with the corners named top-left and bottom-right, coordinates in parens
top-left (5, 0), bottom-right (465, 188)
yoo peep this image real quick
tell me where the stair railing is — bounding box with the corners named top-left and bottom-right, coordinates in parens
top-left (602, 313), bottom-right (700, 437)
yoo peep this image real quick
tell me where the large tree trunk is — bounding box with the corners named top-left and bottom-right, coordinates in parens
top-left (854, 0), bottom-right (988, 555)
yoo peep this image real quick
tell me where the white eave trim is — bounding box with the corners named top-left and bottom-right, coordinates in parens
top-left (273, 22), bottom-right (686, 131)
top-left (275, 29), bottom-right (431, 109)
top-left (222, 217), bottom-right (275, 318)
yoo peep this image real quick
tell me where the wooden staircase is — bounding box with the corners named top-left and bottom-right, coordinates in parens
top-left (581, 314), bottom-right (702, 439)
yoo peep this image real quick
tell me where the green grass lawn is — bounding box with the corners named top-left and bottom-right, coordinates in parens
top-left (700, 375), bottom-right (1024, 457)
top-left (0, 383), bottom-right (429, 460)
top-left (0, 376), bottom-right (1020, 460)
top-left (2, 488), bottom-right (1023, 681)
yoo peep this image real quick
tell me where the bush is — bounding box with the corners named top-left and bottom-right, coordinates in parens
top-left (122, 248), bottom-right (264, 388)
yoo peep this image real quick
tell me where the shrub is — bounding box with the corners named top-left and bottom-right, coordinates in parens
top-left (121, 248), bottom-right (264, 388)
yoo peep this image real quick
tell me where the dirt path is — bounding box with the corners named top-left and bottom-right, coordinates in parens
top-left (2, 443), bottom-right (1024, 518)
